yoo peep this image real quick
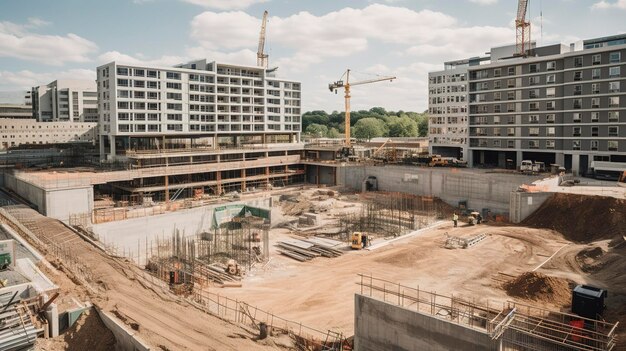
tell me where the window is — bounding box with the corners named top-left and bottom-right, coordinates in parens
top-left (546, 74), bottom-right (556, 84)
top-left (592, 54), bottom-right (601, 65)
top-left (148, 113), bottom-right (160, 121)
top-left (147, 70), bottom-right (158, 78)
top-left (117, 79), bottom-right (129, 87)
top-left (135, 113), bottom-right (146, 121)
top-left (529, 89), bottom-right (539, 98)
top-left (573, 71), bottom-right (582, 81)
top-left (608, 141), bottom-right (618, 151)
top-left (117, 90), bottom-right (129, 98)
top-left (134, 69), bottom-right (145, 77)
top-left (609, 111), bottom-right (620, 121)
top-left (166, 72), bottom-right (181, 80)
top-left (546, 87), bottom-right (556, 97)
top-left (592, 68), bottom-right (601, 79)
top-left (573, 85), bottom-right (582, 95)
top-left (573, 99), bottom-right (582, 109)
top-left (508, 67), bottom-right (515, 76)
top-left (529, 64), bottom-right (539, 73)
top-left (494, 128), bottom-right (501, 136)
top-left (609, 97), bottom-right (620, 108)
top-left (529, 76), bottom-right (540, 86)
top-left (507, 79), bottom-right (516, 88)
top-left (591, 83), bottom-right (600, 94)
top-left (494, 80), bottom-right (501, 89)
top-left (591, 112), bottom-right (599, 122)
top-left (494, 92), bottom-right (501, 101)
top-left (529, 102), bottom-right (539, 111)
top-left (167, 124), bottom-right (183, 131)
top-left (147, 81), bottom-right (158, 89)
top-left (507, 127), bottom-right (515, 136)
top-left (609, 126), bottom-right (619, 137)
top-left (147, 92), bottom-right (158, 99)
top-left (573, 140), bottom-right (581, 150)
top-left (573, 127), bottom-right (581, 137)
top-left (547, 127), bottom-right (555, 136)
top-left (493, 116), bottom-right (501, 124)
top-left (494, 68), bottom-right (501, 77)
top-left (591, 140), bottom-right (598, 151)
top-left (529, 127), bottom-right (539, 136)
top-left (134, 80), bottom-right (145, 88)
top-left (547, 101), bottom-right (555, 110)
top-left (609, 81), bottom-right (620, 93)
top-left (592, 127), bottom-right (599, 137)
top-left (592, 98), bottom-right (600, 108)
top-left (166, 82), bottom-right (181, 90)
top-left (546, 61), bottom-right (556, 71)
top-left (529, 115), bottom-right (539, 123)
top-left (166, 92), bottom-right (182, 100)
top-left (118, 112), bottom-right (130, 120)
top-left (118, 124), bottom-right (130, 132)
top-left (529, 140), bottom-right (539, 149)
top-left (507, 103), bottom-right (516, 112)
top-left (546, 114), bottom-right (555, 123)
top-left (117, 101), bottom-right (129, 109)
top-left (546, 140), bottom-right (555, 149)
top-left (167, 113), bottom-right (182, 121)
top-left (493, 140), bottom-right (501, 147)
top-left (167, 103), bottom-right (182, 111)
top-left (508, 91), bottom-right (516, 100)
top-left (573, 112), bottom-right (582, 122)
top-left (508, 140), bottom-right (515, 148)
top-left (574, 56), bottom-right (583, 67)
top-left (117, 67), bottom-right (129, 76)
top-left (609, 66), bottom-right (620, 78)
top-left (494, 105), bottom-right (501, 113)
top-left (609, 52), bottom-right (621, 63)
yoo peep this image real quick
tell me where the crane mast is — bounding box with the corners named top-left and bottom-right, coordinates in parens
top-left (328, 69), bottom-right (396, 146)
top-left (515, 0), bottom-right (531, 56)
top-left (257, 10), bottom-right (269, 68)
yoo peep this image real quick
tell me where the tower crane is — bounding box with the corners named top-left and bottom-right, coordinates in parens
top-left (257, 10), bottom-right (269, 68)
top-left (328, 69), bottom-right (396, 147)
top-left (515, 0), bottom-right (531, 56)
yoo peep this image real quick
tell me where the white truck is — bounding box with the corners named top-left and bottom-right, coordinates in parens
top-left (520, 160), bottom-right (545, 173)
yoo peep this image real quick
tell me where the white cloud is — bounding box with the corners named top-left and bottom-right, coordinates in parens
top-left (591, 0), bottom-right (626, 9)
top-left (97, 51), bottom-right (187, 67)
top-left (0, 19), bottom-right (97, 65)
top-left (0, 69), bottom-right (96, 91)
top-left (469, 0), bottom-right (498, 5)
top-left (181, 0), bottom-right (268, 10)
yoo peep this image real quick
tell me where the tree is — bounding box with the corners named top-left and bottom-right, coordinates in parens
top-left (327, 127), bottom-right (342, 138)
top-left (305, 123), bottom-right (328, 138)
top-left (388, 115), bottom-right (418, 137)
top-left (353, 118), bottom-right (386, 140)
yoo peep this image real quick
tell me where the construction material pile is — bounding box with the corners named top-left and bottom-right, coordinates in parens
top-left (277, 237), bottom-right (345, 261)
top-left (280, 190), bottom-right (336, 217)
top-left (503, 272), bottom-right (571, 306)
top-left (522, 193), bottom-right (626, 243)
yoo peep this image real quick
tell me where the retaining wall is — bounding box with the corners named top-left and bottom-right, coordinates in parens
top-left (338, 165), bottom-right (541, 214)
top-left (96, 308), bottom-right (151, 351)
top-left (509, 191), bottom-right (554, 223)
top-left (354, 294), bottom-right (498, 351)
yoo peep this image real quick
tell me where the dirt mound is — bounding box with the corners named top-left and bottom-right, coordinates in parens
top-left (36, 309), bottom-right (116, 351)
top-left (521, 193), bottom-right (626, 243)
top-left (503, 272), bottom-right (572, 306)
top-left (576, 247), bottom-right (607, 273)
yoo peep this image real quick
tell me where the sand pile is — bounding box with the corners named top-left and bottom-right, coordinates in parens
top-left (503, 272), bottom-right (571, 306)
top-left (36, 309), bottom-right (116, 351)
top-left (522, 193), bottom-right (626, 243)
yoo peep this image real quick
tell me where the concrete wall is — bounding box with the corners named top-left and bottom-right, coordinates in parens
top-left (92, 197), bottom-right (271, 260)
top-left (509, 191), bottom-right (553, 223)
top-left (339, 165), bottom-right (541, 214)
top-left (3, 172), bottom-right (93, 222)
top-left (354, 294), bottom-right (497, 351)
top-left (96, 308), bottom-right (150, 351)
top-left (306, 165), bottom-right (336, 186)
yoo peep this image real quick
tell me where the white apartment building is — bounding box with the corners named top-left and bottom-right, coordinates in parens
top-left (96, 59), bottom-right (302, 161)
top-left (0, 118), bottom-right (97, 150)
top-left (31, 80), bottom-right (98, 123)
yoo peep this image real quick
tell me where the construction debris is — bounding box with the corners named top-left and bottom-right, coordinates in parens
top-left (277, 237), bottom-right (345, 262)
top-left (444, 233), bottom-right (487, 249)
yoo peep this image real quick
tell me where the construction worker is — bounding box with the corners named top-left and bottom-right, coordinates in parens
top-left (453, 212), bottom-right (458, 227)
top-left (477, 213), bottom-right (483, 224)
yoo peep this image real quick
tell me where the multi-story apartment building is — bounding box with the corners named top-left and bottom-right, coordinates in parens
top-left (0, 118), bottom-right (97, 150)
top-left (96, 59), bottom-right (301, 161)
top-left (467, 35), bottom-right (626, 176)
top-left (31, 80), bottom-right (98, 123)
top-left (0, 104), bottom-right (32, 119)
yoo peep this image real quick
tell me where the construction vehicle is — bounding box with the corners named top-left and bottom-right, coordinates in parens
top-left (618, 171), bottom-right (626, 188)
top-left (429, 156), bottom-right (448, 167)
top-left (467, 211), bottom-right (481, 225)
top-left (351, 232), bottom-right (370, 249)
top-left (520, 160), bottom-right (546, 173)
top-left (329, 70), bottom-right (396, 148)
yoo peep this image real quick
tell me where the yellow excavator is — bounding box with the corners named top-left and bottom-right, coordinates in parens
top-left (351, 232), bottom-right (370, 249)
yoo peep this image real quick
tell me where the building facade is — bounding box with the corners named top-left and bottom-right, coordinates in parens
top-left (467, 36), bottom-right (626, 176)
top-left (96, 59), bottom-right (302, 161)
top-left (0, 118), bottom-right (97, 150)
top-left (0, 104), bottom-right (32, 119)
top-left (31, 80), bottom-right (98, 123)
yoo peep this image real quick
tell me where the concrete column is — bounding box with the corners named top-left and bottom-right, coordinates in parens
top-left (479, 151), bottom-right (485, 165)
top-left (555, 153), bottom-right (565, 167)
top-left (241, 169), bottom-right (246, 192)
top-left (516, 150), bottom-right (523, 167)
top-left (498, 152), bottom-right (506, 168)
top-left (99, 135), bottom-right (106, 162)
top-left (108, 135), bottom-right (116, 161)
top-left (572, 154), bottom-right (580, 176)
top-left (46, 303), bottom-right (59, 337)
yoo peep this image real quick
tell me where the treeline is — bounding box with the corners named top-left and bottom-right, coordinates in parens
top-left (302, 107), bottom-right (428, 140)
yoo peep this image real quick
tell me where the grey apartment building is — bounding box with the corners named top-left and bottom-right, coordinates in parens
top-left (467, 35), bottom-right (626, 176)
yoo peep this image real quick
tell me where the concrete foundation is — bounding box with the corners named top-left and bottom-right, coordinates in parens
top-left (339, 165), bottom-right (541, 214)
top-left (354, 294), bottom-right (497, 351)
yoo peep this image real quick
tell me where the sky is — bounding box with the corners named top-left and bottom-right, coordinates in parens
top-left (0, 0), bottom-right (625, 113)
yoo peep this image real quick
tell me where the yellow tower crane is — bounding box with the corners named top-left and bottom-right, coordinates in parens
top-left (328, 70), bottom-right (396, 147)
top-left (257, 10), bottom-right (269, 68)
